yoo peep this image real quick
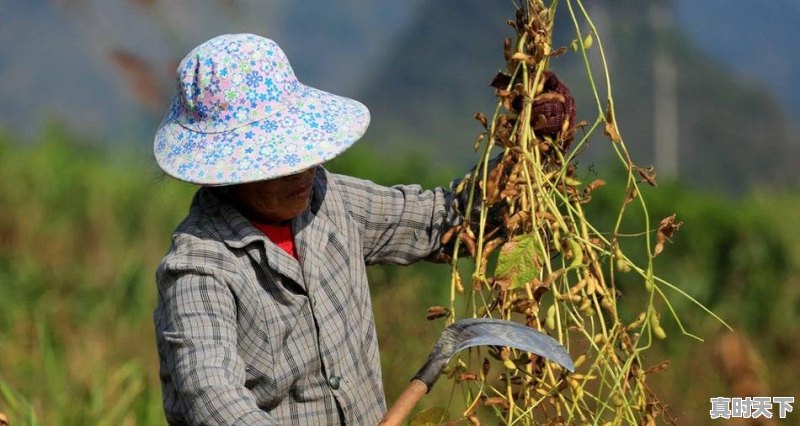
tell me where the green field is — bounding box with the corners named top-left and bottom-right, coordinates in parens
top-left (1, 127), bottom-right (798, 425)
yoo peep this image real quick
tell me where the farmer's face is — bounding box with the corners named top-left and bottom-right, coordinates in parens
top-left (228, 167), bottom-right (317, 223)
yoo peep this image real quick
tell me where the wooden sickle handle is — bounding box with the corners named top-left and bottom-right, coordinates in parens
top-left (378, 379), bottom-right (429, 426)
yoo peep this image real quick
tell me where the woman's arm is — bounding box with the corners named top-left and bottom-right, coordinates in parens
top-left (155, 258), bottom-right (280, 426)
top-left (328, 171), bottom-right (455, 266)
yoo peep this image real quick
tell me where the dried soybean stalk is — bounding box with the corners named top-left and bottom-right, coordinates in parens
top-left (427, 1), bottom-right (728, 425)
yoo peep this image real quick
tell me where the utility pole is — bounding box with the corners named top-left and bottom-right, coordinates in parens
top-left (650, 0), bottom-right (679, 179)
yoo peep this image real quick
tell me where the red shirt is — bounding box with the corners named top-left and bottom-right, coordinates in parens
top-left (251, 220), bottom-right (298, 260)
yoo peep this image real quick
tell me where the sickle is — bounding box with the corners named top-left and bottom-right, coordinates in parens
top-left (379, 318), bottom-right (574, 426)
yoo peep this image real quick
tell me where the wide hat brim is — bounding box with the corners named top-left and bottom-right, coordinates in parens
top-left (154, 83), bottom-right (370, 185)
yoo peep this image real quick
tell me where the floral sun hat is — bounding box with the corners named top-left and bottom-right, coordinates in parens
top-left (154, 33), bottom-right (370, 185)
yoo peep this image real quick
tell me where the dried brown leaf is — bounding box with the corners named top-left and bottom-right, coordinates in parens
top-left (636, 165), bottom-right (658, 187)
top-left (493, 276), bottom-right (513, 291)
top-left (657, 214), bottom-right (682, 239)
top-left (603, 102), bottom-right (622, 143)
top-left (653, 214), bottom-right (682, 257)
top-left (490, 71), bottom-right (513, 89)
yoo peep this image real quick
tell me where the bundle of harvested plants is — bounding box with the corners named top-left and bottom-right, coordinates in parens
top-left (426, 1), bottom-right (729, 424)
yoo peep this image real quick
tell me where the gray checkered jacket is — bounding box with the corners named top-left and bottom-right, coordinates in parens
top-left (154, 167), bottom-right (453, 425)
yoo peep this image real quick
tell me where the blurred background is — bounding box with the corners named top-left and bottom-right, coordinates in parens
top-left (0, 0), bottom-right (798, 424)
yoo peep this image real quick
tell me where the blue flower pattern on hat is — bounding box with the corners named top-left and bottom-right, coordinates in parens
top-left (154, 33), bottom-right (370, 185)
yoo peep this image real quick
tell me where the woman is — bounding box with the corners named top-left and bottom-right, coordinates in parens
top-left (153, 33), bottom-right (573, 425)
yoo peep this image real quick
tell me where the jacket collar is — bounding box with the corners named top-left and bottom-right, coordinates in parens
top-left (196, 187), bottom-right (267, 249)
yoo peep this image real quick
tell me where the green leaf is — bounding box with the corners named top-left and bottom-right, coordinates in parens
top-left (495, 234), bottom-right (544, 289)
top-left (410, 406), bottom-right (449, 426)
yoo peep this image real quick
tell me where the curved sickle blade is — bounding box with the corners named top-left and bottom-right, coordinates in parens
top-left (414, 318), bottom-right (574, 388)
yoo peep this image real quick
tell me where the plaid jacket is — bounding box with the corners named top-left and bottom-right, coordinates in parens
top-left (154, 167), bottom-right (453, 425)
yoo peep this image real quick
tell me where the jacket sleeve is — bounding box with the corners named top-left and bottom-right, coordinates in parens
top-left (154, 255), bottom-right (280, 426)
top-left (328, 171), bottom-right (457, 265)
